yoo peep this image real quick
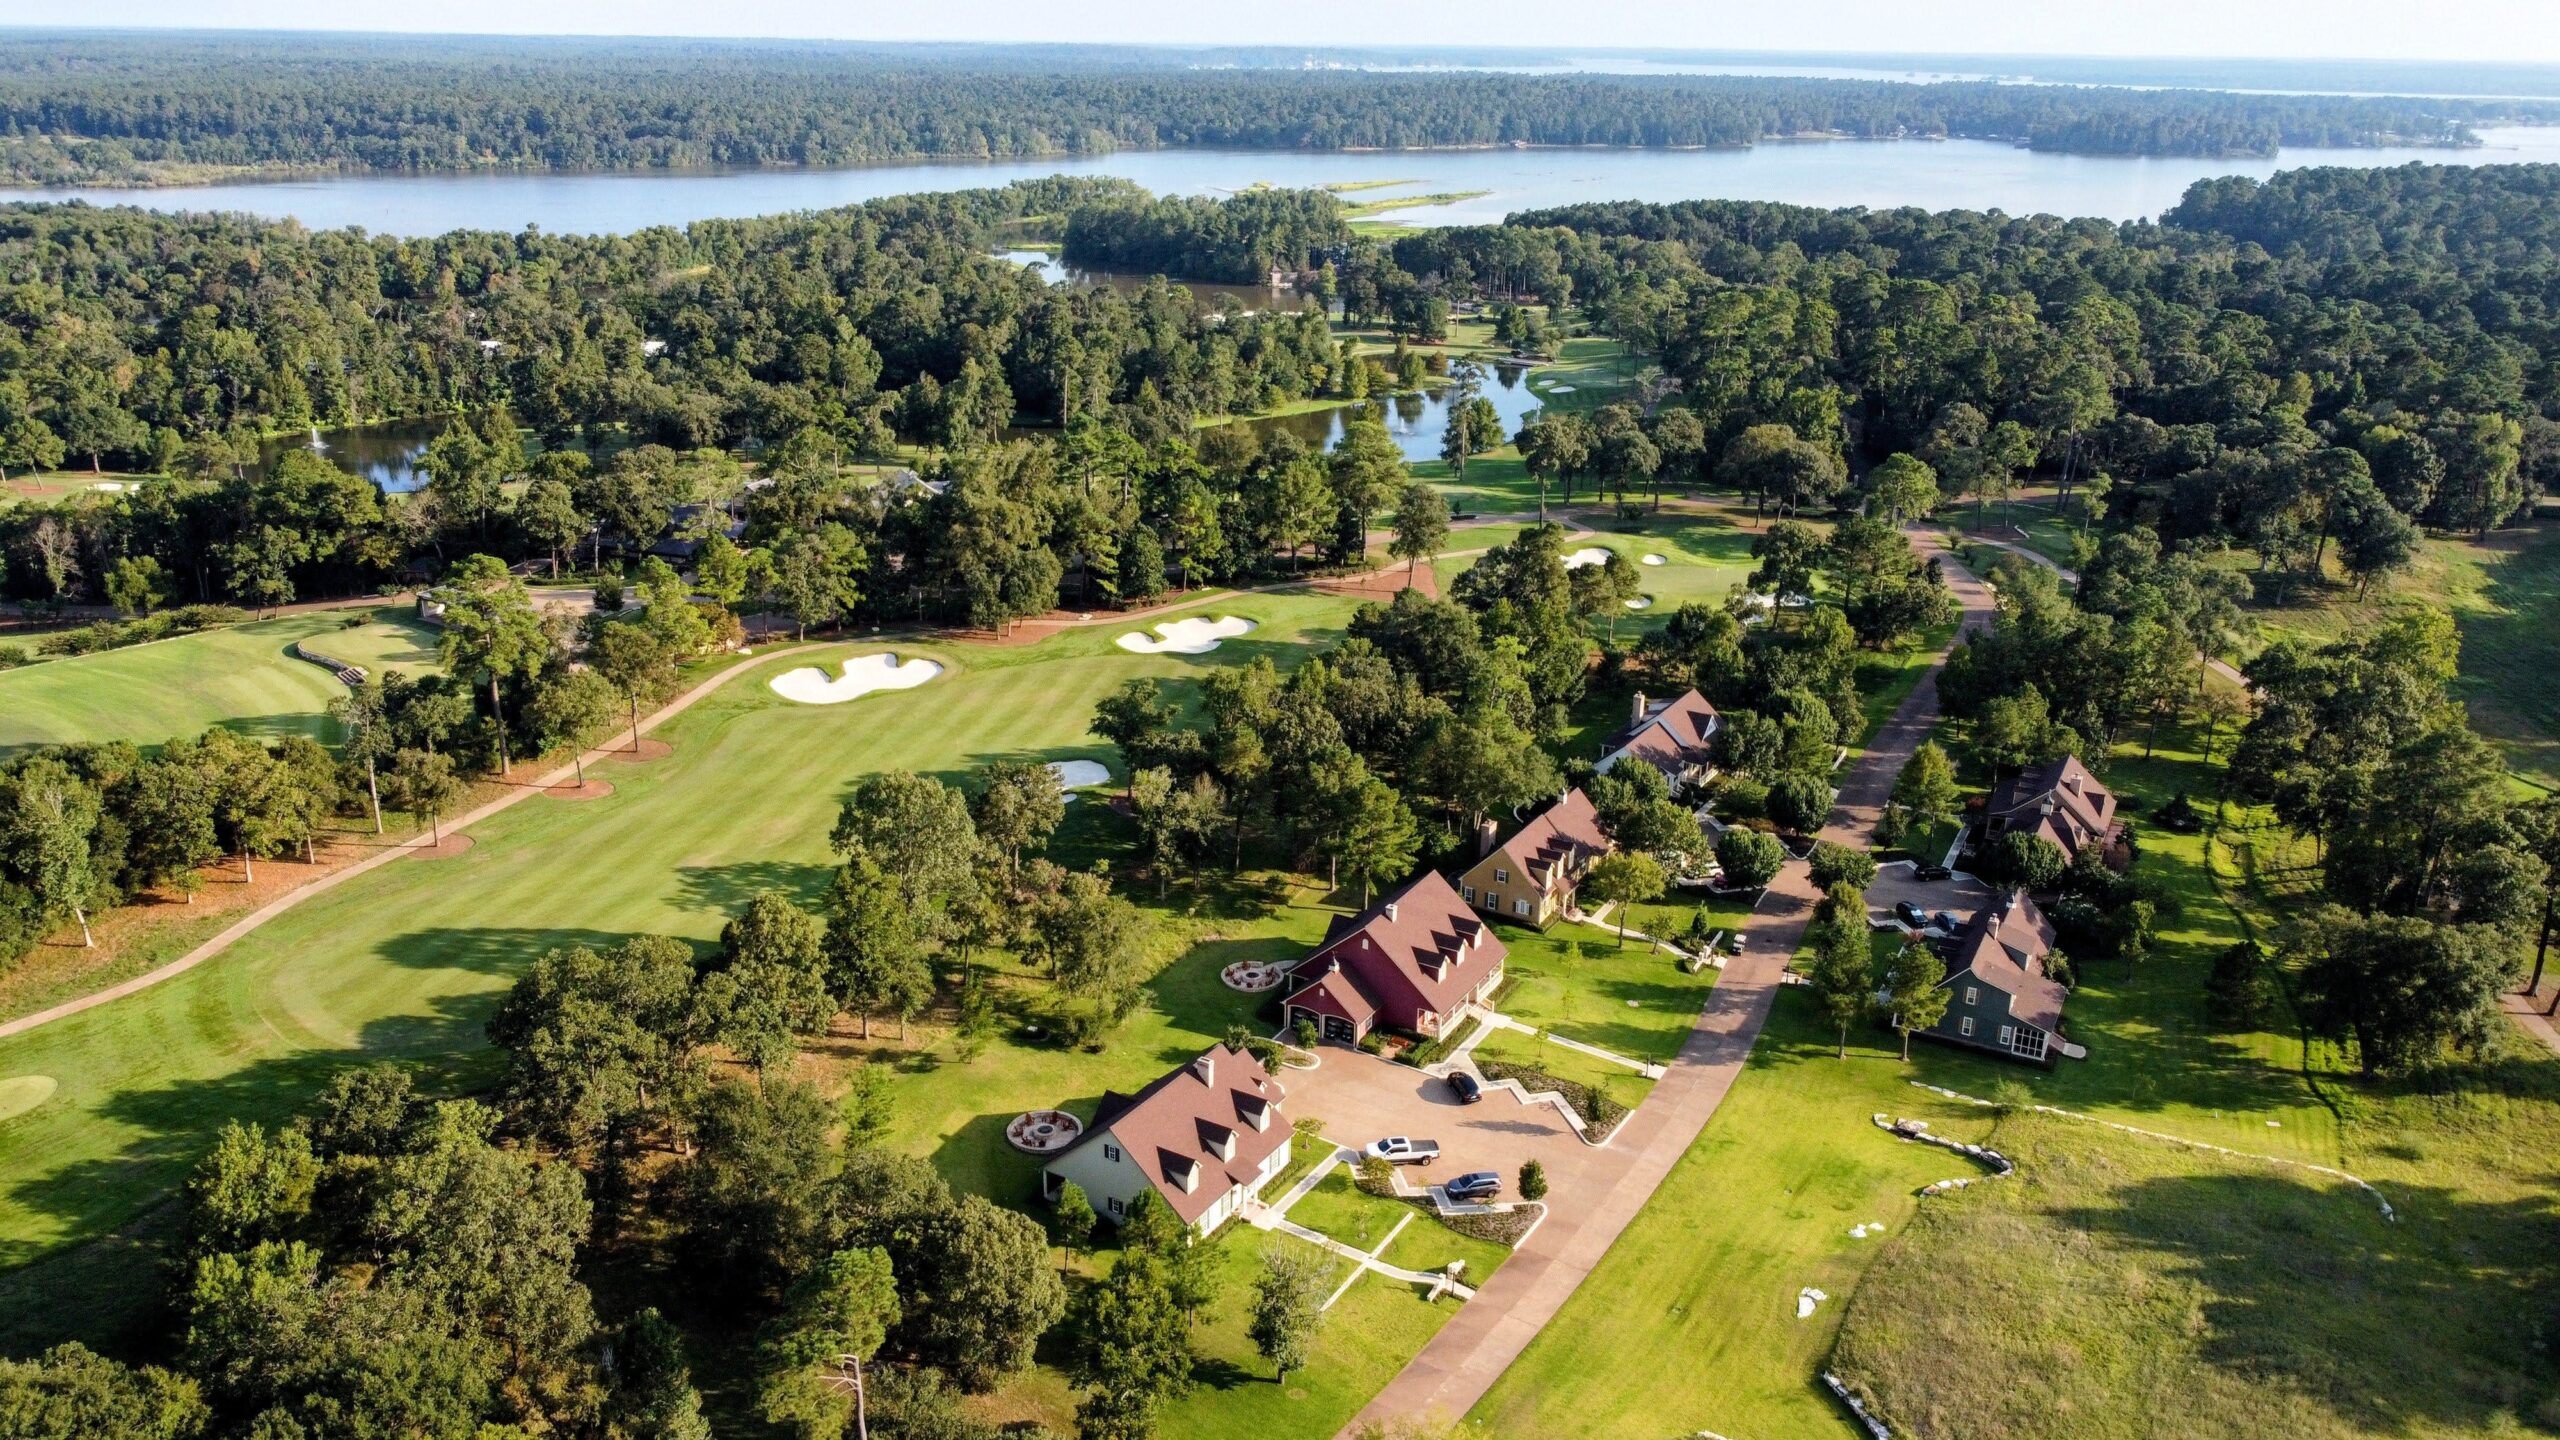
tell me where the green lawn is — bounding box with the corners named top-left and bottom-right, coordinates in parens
top-left (1469, 990), bottom-right (2003, 1440)
top-left (1286, 1170), bottom-right (1411, 1254)
top-left (1472, 1028), bottom-right (1653, 1108)
top-left (0, 587), bottom-right (1370, 1352)
top-left (0, 606), bottom-right (440, 755)
top-left (1485, 919), bottom-right (1719, 1065)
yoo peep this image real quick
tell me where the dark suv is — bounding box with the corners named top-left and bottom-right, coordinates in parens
top-left (1444, 1171), bottom-right (1503, 1202)
top-left (1448, 1071), bottom-right (1483, 1104)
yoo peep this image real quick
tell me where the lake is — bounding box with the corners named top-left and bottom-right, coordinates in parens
top-left (10, 128), bottom-right (2560, 237)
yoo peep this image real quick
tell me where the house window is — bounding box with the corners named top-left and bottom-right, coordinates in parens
top-left (1513, 898), bottom-right (1530, 917)
top-left (1108, 1196), bottom-right (1124, 1217)
top-left (1959, 1017), bottom-right (1975, 1038)
top-left (1963, 986), bottom-right (1979, 1006)
top-left (1999, 1025), bottom-right (2015, 1046)
top-left (1103, 1143), bottom-right (1120, 1163)
top-left (1464, 885), bottom-right (1476, 902)
top-left (1494, 868), bottom-right (1508, 884)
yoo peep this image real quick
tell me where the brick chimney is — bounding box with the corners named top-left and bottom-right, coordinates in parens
top-left (1477, 818), bottom-right (1501, 858)
top-left (1631, 692), bottom-right (1650, 726)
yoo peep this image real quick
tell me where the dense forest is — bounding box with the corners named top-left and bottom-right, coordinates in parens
top-left (1, 32), bottom-right (2555, 185)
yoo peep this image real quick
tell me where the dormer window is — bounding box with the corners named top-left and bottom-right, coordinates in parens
top-left (1494, 868), bottom-right (1508, 884)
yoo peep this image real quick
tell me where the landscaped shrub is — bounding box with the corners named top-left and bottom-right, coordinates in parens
top-left (1518, 1160), bottom-right (1549, 1202)
top-left (1356, 1155), bottom-right (1394, 1196)
top-left (1401, 1016), bottom-right (1482, 1069)
top-left (0, 645), bottom-right (29, 669)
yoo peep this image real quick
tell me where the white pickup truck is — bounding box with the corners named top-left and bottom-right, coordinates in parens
top-left (1363, 1136), bottom-right (1441, 1166)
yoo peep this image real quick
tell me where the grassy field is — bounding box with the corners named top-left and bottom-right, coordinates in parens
top-left (0, 606), bottom-right (440, 755)
top-left (1484, 918), bottom-right (1720, 1066)
top-left (0, 587), bottom-right (1368, 1351)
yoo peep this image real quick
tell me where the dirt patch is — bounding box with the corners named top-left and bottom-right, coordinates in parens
top-left (604, 738), bottom-right (674, 763)
top-left (409, 833), bottom-right (477, 860)
top-left (544, 778), bottom-right (616, 801)
top-left (1313, 565), bottom-right (1438, 602)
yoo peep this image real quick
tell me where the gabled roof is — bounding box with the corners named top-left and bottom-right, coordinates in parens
top-left (1286, 870), bottom-right (1506, 1028)
top-left (1987, 755), bottom-right (2116, 856)
top-left (1601, 689), bottom-right (1721, 774)
top-left (1940, 890), bottom-right (2067, 1032)
top-left (1490, 788), bottom-right (1612, 887)
top-left (1055, 1045), bottom-right (1290, 1225)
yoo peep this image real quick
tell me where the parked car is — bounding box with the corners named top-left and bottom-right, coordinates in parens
top-left (1893, 900), bottom-right (1928, 929)
top-left (1931, 910), bottom-right (1962, 934)
top-left (1913, 864), bottom-right (1952, 882)
top-left (1444, 1171), bottom-right (1503, 1202)
top-left (1447, 1071), bottom-right (1483, 1104)
top-left (1364, 1136), bottom-right (1441, 1166)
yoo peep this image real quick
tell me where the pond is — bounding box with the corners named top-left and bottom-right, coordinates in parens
top-left (1228, 360), bottom-right (1554, 462)
top-left (258, 418), bottom-right (452, 493)
top-left (10, 128), bottom-right (2560, 236)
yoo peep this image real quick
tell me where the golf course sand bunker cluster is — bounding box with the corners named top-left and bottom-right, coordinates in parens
top-left (1115, 616), bottom-right (1257, 655)
top-left (1047, 760), bottom-right (1111, 802)
top-left (769, 653), bottom-right (944, 704)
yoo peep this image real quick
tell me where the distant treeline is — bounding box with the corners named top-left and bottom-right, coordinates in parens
top-left (0, 32), bottom-right (2552, 185)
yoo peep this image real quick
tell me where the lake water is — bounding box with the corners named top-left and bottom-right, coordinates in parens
top-left (10, 127), bottom-right (2560, 237)
top-left (258, 419), bottom-right (451, 493)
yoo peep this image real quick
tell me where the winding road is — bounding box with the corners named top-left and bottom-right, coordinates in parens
top-left (1341, 530), bottom-right (1998, 1434)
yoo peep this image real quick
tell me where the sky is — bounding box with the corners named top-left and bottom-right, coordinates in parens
top-left (11, 1), bottom-right (2560, 64)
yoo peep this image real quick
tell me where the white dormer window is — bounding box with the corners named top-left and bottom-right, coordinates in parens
top-left (1964, 986), bottom-right (1979, 1006)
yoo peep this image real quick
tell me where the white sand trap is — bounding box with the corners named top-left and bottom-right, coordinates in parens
top-left (1563, 547), bottom-right (1614, 569)
top-left (1544, 384), bottom-right (1577, 393)
top-left (1048, 760), bottom-right (1111, 803)
top-left (91, 481), bottom-right (127, 492)
top-left (1640, 553), bottom-right (1667, 566)
top-left (769, 653), bottom-right (943, 705)
top-left (1117, 615), bottom-right (1257, 655)
top-left (0, 1075), bottom-right (56, 1123)
top-left (1625, 596), bottom-right (1654, 610)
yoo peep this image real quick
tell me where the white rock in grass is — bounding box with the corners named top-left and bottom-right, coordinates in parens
top-left (1796, 1287), bottom-right (1829, 1318)
top-left (1116, 615), bottom-right (1257, 654)
top-left (769, 653), bottom-right (943, 705)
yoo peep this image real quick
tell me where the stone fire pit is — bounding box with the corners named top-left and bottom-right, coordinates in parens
top-left (1006, 1109), bottom-right (1084, 1155)
top-left (1222, 961), bottom-right (1287, 993)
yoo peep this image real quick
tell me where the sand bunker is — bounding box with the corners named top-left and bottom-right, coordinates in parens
top-left (0, 1075), bottom-right (57, 1123)
top-left (1116, 616), bottom-right (1257, 655)
top-left (1048, 760), bottom-right (1111, 802)
top-left (770, 653), bottom-right (944, 704)
top-left (1543, 384), bottom-right (1577, 394)
top-left (1640, 553), bottom-right (1667, 566)
top-left (1625, 596), bottom-right (1654, 610)
top-left (1563, 547), bottom-right (1615, 569)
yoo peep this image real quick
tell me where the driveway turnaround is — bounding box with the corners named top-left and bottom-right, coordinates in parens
top-left (1341, 529), bottom-right (1997, 1435)
top-left (1285, 1048), bottom-right (1602, 1198)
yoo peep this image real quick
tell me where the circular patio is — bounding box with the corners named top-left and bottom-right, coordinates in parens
top-left (1005, 1109), bottom-right (1084, 1155)
top-left (1222, 961), bottom-right (1287, 993)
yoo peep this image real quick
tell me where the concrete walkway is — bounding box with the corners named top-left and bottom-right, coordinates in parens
top-left (0, 643), bottom-right (815, 1043)
top-left (1340, 528), bottom-right (1997, 1435)
top-left (1475, 1012), bottom-right (1663, 1080)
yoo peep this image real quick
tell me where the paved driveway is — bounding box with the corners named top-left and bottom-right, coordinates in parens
top-left (1281, 1045), bottom-right (1605, 1201)
top-left (1863, 861), bottom-right (1996, 927)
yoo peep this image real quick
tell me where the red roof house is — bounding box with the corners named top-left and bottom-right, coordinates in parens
top-left (1282, 871), bottom-right (1506, 1043)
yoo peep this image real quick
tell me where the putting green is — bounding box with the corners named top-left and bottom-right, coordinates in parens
top-left (0, 607), bottom-right (442, 756)
top-left (0, 1076), bottom-right (54, 1124)
top-left (0, 589), bottom-right (1357, 1340)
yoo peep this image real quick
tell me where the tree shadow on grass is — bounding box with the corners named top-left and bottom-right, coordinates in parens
top-left (670, 859), bottom-right (834, 919)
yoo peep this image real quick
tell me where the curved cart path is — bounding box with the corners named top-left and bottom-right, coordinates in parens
top-left (1341, 530), bottom-right (1997, 1435)
top-left (0, 643), bottom-right (817, 1043)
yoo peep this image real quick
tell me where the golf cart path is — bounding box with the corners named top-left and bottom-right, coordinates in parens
top-left (0, 643), bottom-right (817, 1043)
top-left (1340, 528), bottom-right (1998, 1435)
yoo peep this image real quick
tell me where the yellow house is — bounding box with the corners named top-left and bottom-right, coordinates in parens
top-left (1456, 788), bottom-right (1612, 929)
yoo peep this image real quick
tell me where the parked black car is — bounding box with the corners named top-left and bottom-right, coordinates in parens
top-left (1932, 910), bottom-right (1963, 933)
top-left (1913, 864), bottom-right (1952, 882)
top-left (1893, 900), bottom-right (1928, 929)
top-left (1445, 1171), bottom-right (1503, 1202)
top-left (1448, 1071), bottom-right (1483, 1104)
